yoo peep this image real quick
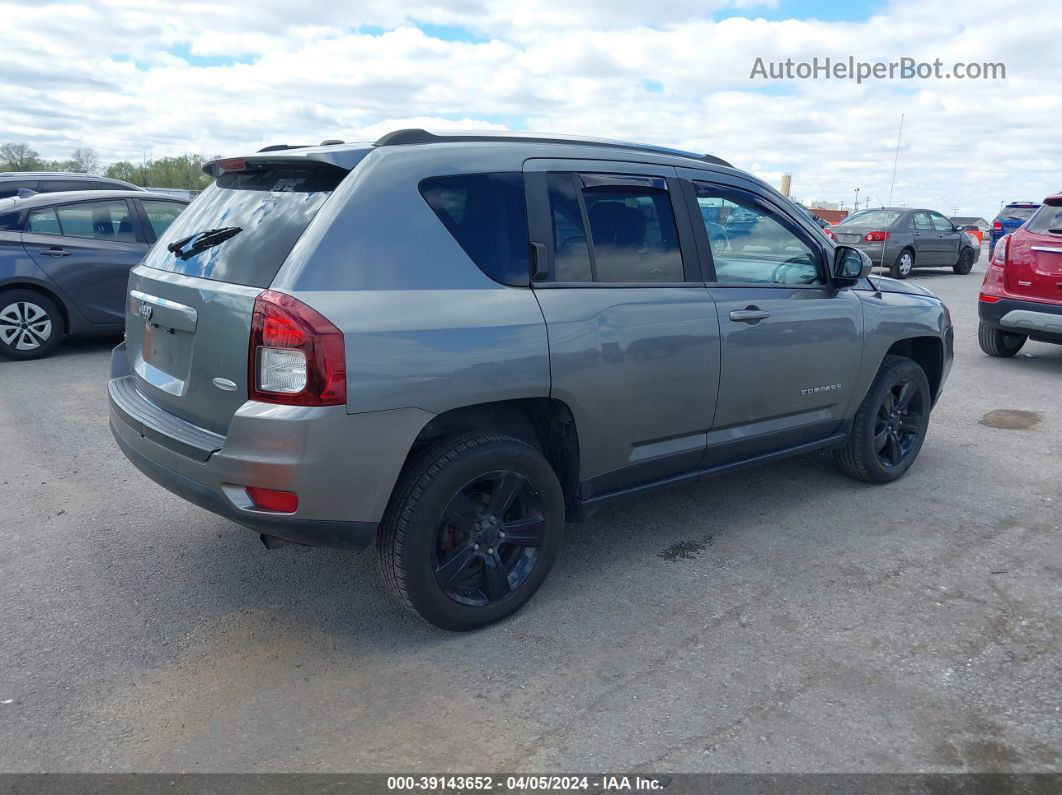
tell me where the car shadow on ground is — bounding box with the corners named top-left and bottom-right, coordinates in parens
top-left (116, 448), bottom-right (868, 655)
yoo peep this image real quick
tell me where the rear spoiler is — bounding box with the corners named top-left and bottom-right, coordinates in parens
top-left (202, 146), bottom-right (371, 178)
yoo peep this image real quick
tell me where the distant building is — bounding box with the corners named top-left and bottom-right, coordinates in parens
top-left (950, 216), bottom-right (990, 231)
top-left (809, 207), bottom-right (849, 225)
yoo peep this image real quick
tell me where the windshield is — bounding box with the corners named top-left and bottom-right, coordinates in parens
top-left (141, 161), bottom-right (347, 288)
top-left (839, 210), bottom-right (903, 227)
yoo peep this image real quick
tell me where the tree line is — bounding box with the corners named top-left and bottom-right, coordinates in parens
top-left (0, 142), bottom-right (215, 190)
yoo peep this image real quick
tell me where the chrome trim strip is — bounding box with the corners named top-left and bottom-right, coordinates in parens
top-left (129, 289), bottom-right (198, 324)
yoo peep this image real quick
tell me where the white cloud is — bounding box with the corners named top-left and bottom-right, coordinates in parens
top-left (0, 0), bottom-right (1058, 219)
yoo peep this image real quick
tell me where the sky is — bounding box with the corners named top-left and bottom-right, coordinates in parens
top-left (1, 0), bottom-right (1059, 221)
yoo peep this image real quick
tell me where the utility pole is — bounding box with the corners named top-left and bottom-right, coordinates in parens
top-left (854, 187), bottom-right (861, 213)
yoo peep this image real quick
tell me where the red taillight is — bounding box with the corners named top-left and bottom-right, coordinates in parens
top-left (216, 157), bottom-right (246, 172)
top-left (249, 290), bottom-right (346, 406)
top-left (979, 293), bottom-right (1001, 303)
top-left (824, 227), bottom-right (835, 240)
top-left (864, 230), bottom-right (889, 242)
top-left (246, 486), bottom-right (298, 513)
top-left (992, 220), bottom-right (1002, 230)
top-left (991, 234), bottom-right (1011, 268)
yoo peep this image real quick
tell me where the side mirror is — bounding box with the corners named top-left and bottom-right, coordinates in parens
top-left (832, 245), bottom-right (872, 286)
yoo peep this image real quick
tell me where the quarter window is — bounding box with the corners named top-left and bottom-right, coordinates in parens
top-left (140, 200), bottom-right (185, 239)
top-left (419, 172), bottom-right (530, 286)
top-left (55, 200), bottom-right (137, 242)
top-left (693, 185), bottom-right (822, 285)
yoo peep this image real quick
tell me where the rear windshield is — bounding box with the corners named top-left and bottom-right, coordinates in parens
top-left (997, 205), bottom-right (1039, 222)
top-left (1025, 203), bottom-right (1062, 235)
top-left (839, 209), bottom-right (903, 227)
top-left (140, 161), bottom-right (346, 287)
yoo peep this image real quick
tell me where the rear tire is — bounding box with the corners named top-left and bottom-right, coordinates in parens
top-left (890, 248), bottom-right (914, 279)
top-left (377, 432), bottom-right (565, 631)
top-left (953, 248), bottom-right (974, 275)
top-left (834, 355), bottom-right (932, 484)
top-left (0, 289), bottom-right (64, 360)
top-left (978, 323), bottom-right (1026, 357)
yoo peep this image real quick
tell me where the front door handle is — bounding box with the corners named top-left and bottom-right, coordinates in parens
top-left (729, 307), bottom-right (770, 323)
top-left (42, 246), bottom-right (70, 257)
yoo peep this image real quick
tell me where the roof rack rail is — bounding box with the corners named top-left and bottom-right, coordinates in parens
top-left (372, 128), bottom-right (732, 168)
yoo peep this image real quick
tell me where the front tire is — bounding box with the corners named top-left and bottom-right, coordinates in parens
top-left (0, 289), bottom-right (63, 360)
top-left (377, 433), bottom-right (565, 630)
top-left (953, 248), bottom-right (974, 274)
top-left (834, 355), bottom-right (932, 484)
top-left (890, 248), bottom-right (915, 279)
top-left (978, 323), bottom-right (1026, 357)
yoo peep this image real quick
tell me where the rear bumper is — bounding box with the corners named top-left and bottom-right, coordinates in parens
top-left (979, 297), bottom-right (1062, 343)
top-left (108, 343), bottom-right (433, 550)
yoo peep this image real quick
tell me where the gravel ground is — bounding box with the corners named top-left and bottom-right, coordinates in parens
top-left (1, 251), bottom-right (1059, 773)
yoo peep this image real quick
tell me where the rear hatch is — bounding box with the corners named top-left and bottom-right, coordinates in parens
top-left (125, 156), bottom-right (352, 435)
top-left (831, 209), bottom-right (905, 245)
top-left (1005, 198), bottom-right (1062, 302)
top-left (993, 203), bottom-right (1039, 238)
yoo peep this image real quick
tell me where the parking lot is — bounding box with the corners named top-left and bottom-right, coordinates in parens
top-left (1, 250), bottom-right (1059, 773)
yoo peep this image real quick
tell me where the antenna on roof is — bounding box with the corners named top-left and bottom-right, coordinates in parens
top-left (887, 113), bottom-right (904, 206)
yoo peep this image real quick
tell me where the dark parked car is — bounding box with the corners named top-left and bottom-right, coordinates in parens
top-left (0, 172), bottom-right (142, 199)
top-left (108, 130), bottom-right (953, 630)
top-left (828, 207), bottom-right (980, 279)
top-left (978, 193), bottom-right (1062, 357)
top-left (0, 190), bottom-right (188, 359)
top-left (989, 201), bottom-right (1041, 251)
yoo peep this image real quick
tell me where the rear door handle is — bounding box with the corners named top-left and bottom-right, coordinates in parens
top-left (729, 307), bottom-right (770, 323)
top-left (42, 246), bottom-right (70, 257)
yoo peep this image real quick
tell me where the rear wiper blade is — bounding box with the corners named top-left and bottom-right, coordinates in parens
top-left (167, 226), bottom-right (242, 260)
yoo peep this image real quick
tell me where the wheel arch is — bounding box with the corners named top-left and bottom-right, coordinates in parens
top-left (401, 397), bottom-right (581, 521)
top-left (884, 336), bottom-right (944, 403)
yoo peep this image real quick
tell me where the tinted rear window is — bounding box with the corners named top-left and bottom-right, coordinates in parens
top-left (419, 173), bottom-right (529, 286)
top-left (997, 205), bottom-right (1039, 222)
top-left (140, 162), bottom-right (346, 288)
top-left (839, 210), bottom-right (903, 227)
top-left (1025, 203), bottom-right (1062, 235)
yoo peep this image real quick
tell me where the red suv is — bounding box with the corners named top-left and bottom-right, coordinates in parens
top-left (978, 194), bottom-right (1062, 357)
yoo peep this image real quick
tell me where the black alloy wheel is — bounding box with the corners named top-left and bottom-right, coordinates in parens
top-left (433, 470), bottom-right (546, 607)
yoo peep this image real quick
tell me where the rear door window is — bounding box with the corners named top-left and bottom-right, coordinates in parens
top-left (55, 200), bottom-right (138, 242)
top-left (544, 172), bottom-right (684, 283)
top-left (139, 199), bottom-right (185, 240)
top-left (140, 161), bottom-right (346, 288)
top-left (419, 173), bottom-right (530, 286)
top-left (26, 207), bottom-right (61, 235)
top-left (912, 212), bottom-right (932, 231)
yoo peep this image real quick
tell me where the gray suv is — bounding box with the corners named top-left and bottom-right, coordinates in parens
top-left (108, 130), bottom-right (954, 630)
